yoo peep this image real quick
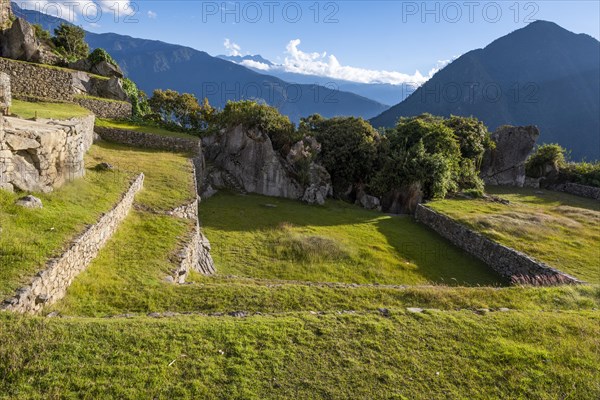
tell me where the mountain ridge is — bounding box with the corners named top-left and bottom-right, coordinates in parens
top-left (371, 20), bottom-right (600, 160)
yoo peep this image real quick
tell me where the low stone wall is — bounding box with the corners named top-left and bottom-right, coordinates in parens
top-left (1, 174), bottom-right (145, 314)
top-left (96, 126), bottom-right (201, 154)
top-left (414, 205), bottom-right (583, 285)
top-left (172, 223), bottom-right (215, 283)
top-left (75, 97), bottom-right (132, 119)
top-left (548, 183), bottom-right (600, 201)
top-left (0, 57), bottom-right (74, 101)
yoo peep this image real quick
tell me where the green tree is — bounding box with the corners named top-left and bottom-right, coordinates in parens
top-left (301, 115), bottom-right (380, 196)
top-left (52, 23), bottom-right (89, 61)
top-left (32, 24), bottom-right (52, 43)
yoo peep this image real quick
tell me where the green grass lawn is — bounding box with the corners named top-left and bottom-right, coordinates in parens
top-left (10, 99), bottom-right (92, 120)
top-left (96, 118), bottom-right (200, 140)
top-left (89, 141), bottom-right (196, 211)
top-left (200, 192), bottom-right (502, 286)
top-left (1, 310), bottom-right (598, 399)
top-left (0, 156), bottom-right (132, 299)
top-left (428, 186), bottom-right (600, 283)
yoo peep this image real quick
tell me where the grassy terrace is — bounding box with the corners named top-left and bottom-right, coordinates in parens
top-left (1, 310), bottom-right (599, 399)
top-left (428, 186), bottom-right (600, 283)
top-left (200, 192), bottom-right (502, 285)
top-left (96, 118), bottom-right (200, 140)
top-left (0, 152), bottom-right (132, 300)
top-left (10, 99), bottom-right (91, 120)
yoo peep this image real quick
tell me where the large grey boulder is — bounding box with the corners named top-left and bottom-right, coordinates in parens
top-left (16, 195), bottom-right (43, 209)
top-left (95, 77), bottom-right (129, 101)
top-left (0, 18), bottom-right (60, 65)
top-left (0, 18), bottom-right (38, 61)
top-left (355, 188), bottom-right (381, 211)
top-left (203, 126), bottom-right (332, 204)
top-left (480, 125), bottom-right (539, 187)
top-left (91, 60), bottom-right (124, 78)
top-left (302, 163), bottom-right (332, 205)
top-left (203, 125), bottom-right (304, 199)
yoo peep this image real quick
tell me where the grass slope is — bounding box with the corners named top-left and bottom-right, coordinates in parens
top-left (96, 119), bottom-right (200, 140)
top-left (10, 99), bottom-right (91, 120)
top-left (1, 311), bottom-right (598, 399)
top-left (428, 186), bottom-right (600, 283)
top-left (201, 192), bottom-right (502, 286)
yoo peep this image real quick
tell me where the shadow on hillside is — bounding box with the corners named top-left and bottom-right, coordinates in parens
top-left (201, 191), bottom-right (506, 287)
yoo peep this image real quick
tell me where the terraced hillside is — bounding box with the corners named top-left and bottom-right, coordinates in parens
top-left (1, 117), bottom-right (599, 399)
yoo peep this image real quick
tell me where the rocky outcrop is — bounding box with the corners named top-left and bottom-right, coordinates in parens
top-left (0, 18), bottom-right (60, 65)
top-left (415, 205), bottom-right (583, 285)
top-left (203, 125), bottom-right (332, 204)
top-left (355, 187), bottom-right (381, 211)
top-left (0, 114), bottom-right (95, 192)
top-left (1, 174), bottom-right (145, 314)
top-left (380, 183), bottom-right (423, 214)
top-left (480, 125), bottom-right (540, 187)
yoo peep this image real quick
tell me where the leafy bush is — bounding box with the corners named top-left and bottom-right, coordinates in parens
top-left (52, 23), bottom-right (89, 61)
top-left (122, 78), bottom-right (150, 118)
top-left (217, 100), bottom-right (298, 153)
top-left (300, 115), bottom-right (380, 196)
top-left (88, 48), bottom-right (118, 67)
top-left (563, 161), bottom-right (600, 187)
top-left (526, 144), bottom-right (567, 178)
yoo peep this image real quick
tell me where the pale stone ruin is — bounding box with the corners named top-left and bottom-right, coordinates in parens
top-left (0, 72), bottom-right (95, 193)
top-left (0, 71), bottom-right (9, 115)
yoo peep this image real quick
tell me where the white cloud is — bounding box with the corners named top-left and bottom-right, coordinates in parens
top-left (282, 39), bottom-right (436, 85)
top-left (222, 38), bottom-right (454, 86)
top-left (223, 38), bottom-right (242, 57)
top-left (240, 59), bottom-right (271, 71)
top-left (147, 10), bottom-right (157, 19)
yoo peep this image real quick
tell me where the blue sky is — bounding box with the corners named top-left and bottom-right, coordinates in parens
top-left (17, 1), bottom-right (600, 84)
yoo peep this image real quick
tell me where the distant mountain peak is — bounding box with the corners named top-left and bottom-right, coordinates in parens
top-left (217, 54), bottom-right (274, 66)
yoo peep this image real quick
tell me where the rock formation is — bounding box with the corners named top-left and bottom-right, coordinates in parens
top-left (202, 125), bottom-right (332, 204)
top-left (480, 125), bottom-right (540, 187)
top-left (0, 17), bottom-right (60, 65)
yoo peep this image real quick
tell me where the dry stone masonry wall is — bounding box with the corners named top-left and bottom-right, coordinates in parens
top-left (0, 115), bottom-right (95, 192)
top-left (95, 126), bottom-right (201, 154)
top-left (1, 174), bottom-right (145, 314)
top-left (548, 183), bottom-right (600, 201)
top-left (169, 160), bottom-right (215, 282)
top-left (75, 97), bottom-right (132, 119)
top-left (415, 205), bottom-right (583, 285)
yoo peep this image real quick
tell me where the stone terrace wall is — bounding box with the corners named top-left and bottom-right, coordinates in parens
top-left (169, 160), bottom-right (215, 282)
top-left (75, 97), bottom-right (132, 119)
top-left (0, 57), bottom-right (74, 101)
top-left (415, 205), bottom-right (583, 285)
top-left (96, 126), bottom-right (201, 154)
top-left (548, 183), bottom-right (600, 201)
top-left (1, 173), bottom-right (145, 314)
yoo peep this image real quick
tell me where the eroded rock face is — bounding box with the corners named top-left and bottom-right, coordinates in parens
top-left (480, 125), bottom-right (540, 187)
top-left (202, 125), bottom-right (332, 204)
top-left (0, 18), bottom-right (60, 65)
top-left (0, 115), bottom-right (95, 193)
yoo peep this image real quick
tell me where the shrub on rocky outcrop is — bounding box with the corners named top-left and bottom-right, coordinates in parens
top-left (217, 100), bottom-right (298, 153)
top-left (52, 23), bottom-right (89, 62)
top-left (526, 143), bottom-right (567, 178)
